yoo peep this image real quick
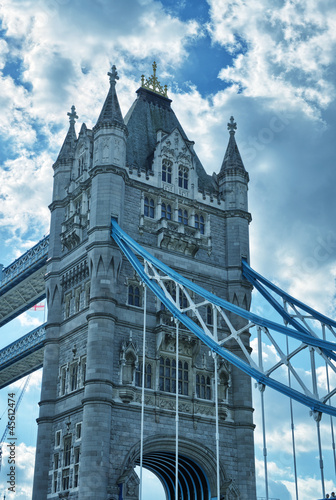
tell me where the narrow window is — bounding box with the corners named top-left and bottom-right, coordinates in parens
top-left (206, 305), bottom-right (213, 325)
top-left (60, 368), bottom-right (67, 395)
top-left (55, 430), bottom-right (61, 448)
top-left (200, 215), bottom-right (205, 234)
top-left (183, 210), bottom-right (188, 225)
top-left (162, 160), bottom-right (172, 183)
top-left (178, 208), bottom-right (182, 223)
top-left (144, 197), bottom-right (155, 218)
top-left (81, 357), bottom-right (86, 385)
top-left (166, 204), bottom-right (172, 220)
top-left (135, 362), bottom-right (152, 389)
top-left (62, 469), bottom-right (70, 491)
top-left (196, 374), bottom-right (212, 400)
top-left (76, 423), bottom-right (82, 440)
top-left (70, 363), bottom-right (78, 392)
top-left (161, 202), bottom-right (166, 219)
top-left (63, 436), bottom-right (71, 467)
top-left (54, 453), bottom-right (59, 470)
top-left (178, 167), bottom-right (189, 189)
top-left (53, 471), bottom-right (58, 493)
top-left (128, 285), bottom-right (140, 307)
top-left (159, 357), bottom-right (188, 395)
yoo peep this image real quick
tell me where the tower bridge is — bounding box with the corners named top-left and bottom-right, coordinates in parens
top-left (0, 63), bottom-right (335, 500)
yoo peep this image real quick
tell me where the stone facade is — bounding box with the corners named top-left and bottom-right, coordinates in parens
top-left (32, 65), bottom-right (256, 500)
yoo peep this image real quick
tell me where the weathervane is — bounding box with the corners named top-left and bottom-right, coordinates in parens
top-left (108, 65), bottom-right (119, 85)
top-left (227, 116), bottom-right (237, 134)
top-left (67, 105), bottom-right (78, 124)
top-left (141, 61), bottom-right (168, 97)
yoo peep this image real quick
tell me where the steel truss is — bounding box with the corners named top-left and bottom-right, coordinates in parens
top-left (111, 219), bottom-right (336, 417)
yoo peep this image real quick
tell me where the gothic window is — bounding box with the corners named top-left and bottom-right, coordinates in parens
top-left (75, 287), bottom-right (81, 313)
top-left (162, 159), bottom-right (172, 183)
top-left (178, 209), bottom-right (188, 225)
top-left (159, 357), bottom-right (189, 395)
top-left (63, 436), bottom-right (71, 467)
top-left (195, 214), bottom-right (205, 234)
top-left (178, 166), bottom-right (189, 189)
top-left (196, 374), bottom-right (212, 400)
top-left (60, 367), bottom-right (67, 396)
top-left (54, 453), bottom-right (59, 470)
top-left (161, 202), bottom-right (172, 220)
top-left (70, 362), bottom-right (78, 391)
top-left (161, 282), bottom-right (187, 310)
top-left (135, 362), bottom-right (152, 389)
top-left (128, 285), bottom-right (141, 307)
top-left (206, 305), bottom-right (213, 325)
top-left (74, 197), bottom-right (81, 214)
top-left (144, 197), bottom-right (155, 218)
top-left (62, 468), bottom-right (70, 491)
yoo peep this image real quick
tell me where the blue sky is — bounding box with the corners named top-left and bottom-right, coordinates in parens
top-left (1, 0), bottom-right (336, 498)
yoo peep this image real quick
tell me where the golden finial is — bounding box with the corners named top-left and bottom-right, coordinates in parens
top-left (140, 61), bottom-right (168, 98)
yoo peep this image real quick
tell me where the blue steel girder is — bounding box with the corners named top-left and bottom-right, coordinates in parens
top-left (111, 219), bottom-right (336, 417)
top-left (0, 324), bottom-right (45, 389)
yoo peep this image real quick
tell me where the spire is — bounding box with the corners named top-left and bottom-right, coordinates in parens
top-left (95, 65), bottom-right (125, 129)
top-left (220, 116), bottom-right (246, 173)
top-left (56, 105), bottom-right (78, 162)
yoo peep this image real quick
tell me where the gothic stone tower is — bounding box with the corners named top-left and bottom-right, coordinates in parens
top-left (32, 64), bottom-right (255, 500)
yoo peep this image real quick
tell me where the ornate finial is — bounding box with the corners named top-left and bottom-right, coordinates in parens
top-left (67, 105), bottom-right (78, 124)
top-left (227, 116), bottom-right (237, 134)
top-left (140, 61), bottom-right (168, 98)
top-left (108, 65), bottom-right (119, 85)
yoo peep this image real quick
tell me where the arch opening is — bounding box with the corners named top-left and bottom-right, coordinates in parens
top-left (135, 451), bottom-right (211, 500)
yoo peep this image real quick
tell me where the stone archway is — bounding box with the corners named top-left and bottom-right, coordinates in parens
top-left (118, 435), bottom-right (234, 500)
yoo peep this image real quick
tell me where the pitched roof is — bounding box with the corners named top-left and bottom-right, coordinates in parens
top-left (220, 116), bottom-right (246, 174)
top-left (56, 105), bottom-right (78, 162)
top-left (124, 87), bottom-right (216, 192)
top-left (95, 65), bottom-right (125, 129)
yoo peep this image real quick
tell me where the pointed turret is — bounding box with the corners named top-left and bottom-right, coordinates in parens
top-left (56, 105), bottom-right (78, 162)
top-left (94, 65), bottom-right (125, 130)
top-left (220, 116), bottom-right (246, 174)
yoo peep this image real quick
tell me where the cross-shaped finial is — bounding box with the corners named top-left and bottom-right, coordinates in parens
top-left (67, 105), bottom-right (78, 124)
top-left (227, 116), bottom-right (237, 134)
top-left (152, 61), bottom-right (157, 77)
top-left (108, 65), bottom-right (119, 85)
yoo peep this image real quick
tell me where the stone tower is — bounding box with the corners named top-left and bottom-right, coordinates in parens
top-left (32, 63), bottom-right (255, 500)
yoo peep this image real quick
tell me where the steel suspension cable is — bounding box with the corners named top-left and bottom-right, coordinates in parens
top-left (139, 284), bottom-right (147, 500)
top-left (175, 285), bottom-right (180, 500)
top-left (213, 307), bottom-right (220, 500)
top-left (286, 335), bottom-right (299, 500)
top-left (258, 327), bottom-right (269, 500)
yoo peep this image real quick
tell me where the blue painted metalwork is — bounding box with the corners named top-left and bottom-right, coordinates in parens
top-left (0, 324), bottom-right (46, 369)
top-left (0, 235), bottom-right (49, 294)
top-left (111, 219), bottom-right (336, 417)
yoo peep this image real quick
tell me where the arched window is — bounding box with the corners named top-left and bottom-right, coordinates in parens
top-left (128, 285), bottom-right (140, 307)
top-left (135, 362), bottom-right (152, 389)
top-left (162, 160), bottom-right (172, 183)
top-left (144, 197), bottom-right (155, 218)
top-left (178, 209), bottom-right (188, 225)
top-left (159, 357), bottom-right (189, 395)
top-left (178, 166), bottom-right (189, 190)
top-left (195, 214), bottom-right (205, 234)
top-left (196, 374), bottom-right (211, 400)
top-left (161, 203), bottom-right (172, 220)
top-left (206, 305), bottom-right (213, 325)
